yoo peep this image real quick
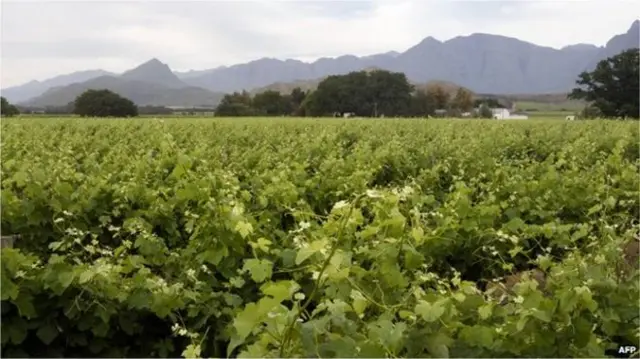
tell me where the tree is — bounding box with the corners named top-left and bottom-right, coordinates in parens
top-left (215, 91), bottom-right (256, 116)
top-left (290, 87), bottom-right (307, 115)
top-left (568, 48), bottom-right (639, 119)
top-left (580, 104), bottom-right (601, 119)
top-left (451, 88), bottom-right (474, 112)
top-left (302, 69), bottom-right (413, 117)
top-left (409, 90), bottom-right (435, 116)
top-left (425, 85), bottom-right (450, 110)
top-left (253, 90), bottom-right (292, 116)
top-left (73, 89), bottom-right (138, 117)
top-left (478, 104), bottom-right (493, 119)
top-left (1, 97), bottom-right (20, 117)
top-left (473, 98), bottom-right (503, 109)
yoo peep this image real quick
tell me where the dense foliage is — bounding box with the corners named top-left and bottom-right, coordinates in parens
top-left (569, 48), bottom-right (640, 119)
top-left (302, 70), bottom-right (414, 117)
top-left (1, 97), bottom-right (20, 117)
top-left (1, 118), bottom-right (639, 358)
top-left (215, 70), bottom-right (483, 117)
top-left (73, 89), bottom-right (139, 117)
top-left (215, 89), bottom-right (308, 117)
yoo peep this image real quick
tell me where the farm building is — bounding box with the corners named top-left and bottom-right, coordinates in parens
top-left (491, 108), bottom-right (529, 120)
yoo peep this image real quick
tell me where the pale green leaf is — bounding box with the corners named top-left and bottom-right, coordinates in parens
top-left (260, 280), bottom-right (300, 302)
top-left (242, 259), bottom-right (272, 283)
top-left (235, 221), bottom-right (254, 239)
top-left (478, 304), bottom-right (493, 320)
top-left (415, 300), bottom-right (445, 322)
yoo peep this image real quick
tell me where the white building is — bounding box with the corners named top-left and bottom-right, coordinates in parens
top-left (491, 108), bottom-right (528, 120)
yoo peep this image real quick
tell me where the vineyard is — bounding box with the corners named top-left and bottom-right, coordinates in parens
top-left (1, 117), bottom-right (639, 358)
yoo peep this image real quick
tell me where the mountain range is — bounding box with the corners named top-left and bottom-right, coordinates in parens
top-left (14, 59), bottom-right (225, 108)
top-left (3, 20), bottom-right (638, 108)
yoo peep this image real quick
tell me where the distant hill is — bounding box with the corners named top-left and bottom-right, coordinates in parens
top-left (120, 58), bottom-right (186, 88)
top-left (1, 69), bottom-right (115, 103)
top-left (25, 60), bottom-right (224, 108)
top-left (181, 20), bottom-right (639, 94)
top-left (4, 19), bottom-right (638, 101)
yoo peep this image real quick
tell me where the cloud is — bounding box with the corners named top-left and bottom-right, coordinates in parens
top-left (1, 0), bottom-right (637, 87)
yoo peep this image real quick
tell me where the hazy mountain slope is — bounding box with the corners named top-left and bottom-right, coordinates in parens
top-left (26, 75), bottom-right (224, 108)
top-left (184, 53), bottom-right (399, 93)
top-left (120, 58), bottom-right (187, 88)
top-left (2, 69), bottom-right (114, 103)
top-left (23, 59), bottom-right (224, 107)
top-left (585, 19), bottom-right (639, 70)
top-left (184, 20), bottom-right (638, 94)
top-left (4, 20), bottom-right (638, 100)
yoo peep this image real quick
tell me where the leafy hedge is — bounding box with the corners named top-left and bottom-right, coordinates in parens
top-left (1, 118), bottom-right (639, 357)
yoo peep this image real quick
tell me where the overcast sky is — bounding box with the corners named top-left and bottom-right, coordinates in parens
top-left (1, 0), bottom-right (638, 87)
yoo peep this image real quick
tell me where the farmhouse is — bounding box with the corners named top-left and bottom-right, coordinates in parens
top-left (491, 108), bottom-right (529, 120)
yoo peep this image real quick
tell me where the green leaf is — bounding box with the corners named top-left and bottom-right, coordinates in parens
top-left (516, 316), bottom-right (528, 332)
top-left (8, 319), bottom-right (28, 344)
top-left (295, 239), bottom-right (328, 265)
top-left (229, 277), bottom-right (245, 288)
top-left (398, 310), bottom-right (414, 320)
top-left (78, 270), bottom-right (94, 284)
top-left (58, 271), bottom-right (75, 291)
top-left (1, 276), bottom-right (19, 301)
top-left (587, 203), bottom-right (602, 216)
top-left (426, 332), bottom-right (451, 358)
top-left (226, 336), bottom-right (244, 359)
top-left (530, 308), bottom-right (552, 322)
top-left (350, 290), bottom-right (368, 316)
top-left (605, 196), bottom-right (616, 208)
top-left (170, 164), bottom-right (186, 179)
top-left (235, 221), bottom-right (254, 239)
top-left (452, 292), bottom-right (466, 303)
top-left (242, 259), bottom-right (273, 283)
top-left (254, 237), bottom-right (272, 253)
top-left (233, 303), bottom-right (260, 339)
top-left (478, 304), bottom-right (493, 320)
top-left (36, 322), bottom-right (59, 345)
top-left (182, 343), bottom-right (201, 358)
top-left (415, 300), bottom-right (445, 322)
top-left (199, 246), bottom-right (228, 266)
top-left (460, 325), bottom-right (494, 349)
top-left (260, 280), bottom-right (300, 302)
top-left (15, 292), bottom-right (37, 319)
top-left (12, 171), bottom-right (28, 187)
top-left (411, 226), bottom-right (424, 244)
top-left (504, 217), bottom-right (525, 232)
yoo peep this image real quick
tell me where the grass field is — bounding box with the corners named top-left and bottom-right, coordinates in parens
top-left (1, 117), bottom-right (639, 358)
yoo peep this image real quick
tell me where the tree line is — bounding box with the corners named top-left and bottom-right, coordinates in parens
top-left (213, 71), bottom-right (493, 118)
top-left (1, 48), bottom-right (637, 119)
top-left (212, 48), bottom-right (638, 119)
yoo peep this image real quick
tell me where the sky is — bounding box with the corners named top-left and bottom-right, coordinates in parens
top-left (1, 0), bottom-right (638, 87)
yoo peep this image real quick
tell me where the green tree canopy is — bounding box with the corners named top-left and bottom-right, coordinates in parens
top-left (73, 89), bottom-right (138, 117)
top-left (215, 91), bottom-right (256, 117)
top-left (409, 90), bottom-right (435, 117)
top-left (568, 48), bottom-right (639, 119)
top-left (290, 87), bottom-right (307, 115)
top-left (302, 70), bottom-right (414, 116)
top-left (253, 90), bottom-right (292, 116)
top-left (1, 97), bottom-right (20, 117)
